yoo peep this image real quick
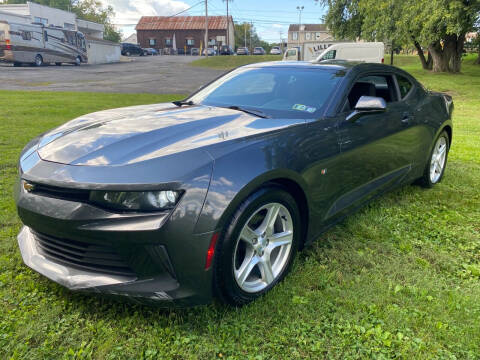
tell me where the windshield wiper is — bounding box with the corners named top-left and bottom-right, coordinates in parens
top-left (172, 100), bottom-right (194, 107)
top-left (226, 105), bottom-right (270, 119)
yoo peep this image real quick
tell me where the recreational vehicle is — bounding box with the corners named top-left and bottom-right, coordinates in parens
top-left (0, 20), bottom-right (87, 66)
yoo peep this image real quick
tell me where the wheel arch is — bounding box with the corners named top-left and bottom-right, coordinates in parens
top-left (213, 170), bottom-right (310, 249)
top-left (442, 124), bottom-right (452, 146)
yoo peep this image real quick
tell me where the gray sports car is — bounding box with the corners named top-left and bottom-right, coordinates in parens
top-left (15, 61), bottom-right (453, 306)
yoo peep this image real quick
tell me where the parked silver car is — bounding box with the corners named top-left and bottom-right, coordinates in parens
top-left (253, 47), bottom-right (266, 55)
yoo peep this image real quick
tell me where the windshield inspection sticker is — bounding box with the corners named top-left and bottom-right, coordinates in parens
top-left (292, 104), bottom-right (317, 113)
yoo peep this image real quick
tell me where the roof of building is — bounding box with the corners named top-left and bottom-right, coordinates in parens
top-left (288, 24), bottom-right (328, 32)
top-left (136, 16), bottom-right (233, 31)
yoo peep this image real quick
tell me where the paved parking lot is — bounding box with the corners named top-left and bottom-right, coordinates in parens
top-left (0, 55), bottom-right (224, 94)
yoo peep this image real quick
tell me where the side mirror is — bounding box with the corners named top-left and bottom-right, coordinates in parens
top-left (346, 96), bottom-right (387, 122)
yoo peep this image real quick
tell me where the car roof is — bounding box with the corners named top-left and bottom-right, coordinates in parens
top-left (242, 61), bottom-right (399, 74)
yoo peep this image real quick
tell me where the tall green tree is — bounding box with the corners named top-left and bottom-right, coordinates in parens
top-left (1, 0), bottom-right (121, 42)
top-left (318, 0), bottom-right (480, 72)
top-left (234, 22), bottom-right (271, 52)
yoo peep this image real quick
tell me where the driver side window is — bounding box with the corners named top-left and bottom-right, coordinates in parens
top-left (342, 74), bottom-right (398, 112)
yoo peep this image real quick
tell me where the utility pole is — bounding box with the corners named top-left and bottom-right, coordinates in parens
top-left (223, 0), bottom-right (232, 48)
top-left (250, 21), bottom-right (253, 52)
top-left (244, 23), bottom-right (247, 48)
top-left (279, 31), bottom-right (283, 52)
top-left (296, 6), bottom-right (304, 49)
top-left (205, 0), bottom-right (209, 57)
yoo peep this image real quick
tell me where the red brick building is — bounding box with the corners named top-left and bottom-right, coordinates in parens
top-left (136, 16), bottom-right (235, 54)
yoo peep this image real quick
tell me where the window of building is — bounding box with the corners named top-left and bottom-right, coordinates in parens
top-left (305, 32), bottom-right (311, 40)
top-left (186, 38), bottom-right (194, 46)
top-left (34, 17), bottom-right (48, 25)
top-left (149, 38), bottom-right (156, 46)
top-left (64, 23), bottom-right (75, 30)
top-left (21, 31), bottom-right (32, 41)
top-left (292, 32), bottom-right (298, 40)
top-left (165, 38), bottom-right (172, 46)
top-left (315, 32), bottom-right (321, 40)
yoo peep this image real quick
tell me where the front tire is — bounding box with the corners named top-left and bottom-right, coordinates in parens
top-left (419, 131), bottom-right (450, 188)
top-left (34, 54), bottom-right (43, 67)
top-left (214, 186), bottom-right (301, 306)
top-left (74, 56), bottom-right (81, 66)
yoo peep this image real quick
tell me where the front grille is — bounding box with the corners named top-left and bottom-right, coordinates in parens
top-left (28, 182), bottom-right (90, 202)
top-left (32, 230), bottom-right (135, 277)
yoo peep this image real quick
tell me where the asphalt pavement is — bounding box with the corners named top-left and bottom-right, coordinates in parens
top-left (0, 55), bottom-right (224, 94)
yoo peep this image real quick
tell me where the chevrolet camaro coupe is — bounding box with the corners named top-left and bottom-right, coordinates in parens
top-left (15, 61), bottom-right (453, 306)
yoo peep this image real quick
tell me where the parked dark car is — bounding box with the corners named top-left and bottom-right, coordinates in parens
top-left (143, 48), bottom-right (158, 56)
top-left (15, 62), bottom-right (453, 306)
top-left (253, 47), bottom-right (266, 55)
top-left (220, 45), bottom-right (234, 55)
top-left (237, 47), bottom-right (250, 55)
top-left (121, 43), bottom-right (144, 56)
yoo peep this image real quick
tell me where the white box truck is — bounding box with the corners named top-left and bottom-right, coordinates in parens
top-left (284, 42), bottom-right (385, 63)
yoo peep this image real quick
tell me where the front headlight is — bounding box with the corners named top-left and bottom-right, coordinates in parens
top-left (89, 190), bottom-right (182, 212)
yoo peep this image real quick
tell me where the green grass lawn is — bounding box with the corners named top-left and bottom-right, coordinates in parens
top-left (1, 56), bottom-right (480, 359)
top-left (191, 54), bottom-right (282, 70)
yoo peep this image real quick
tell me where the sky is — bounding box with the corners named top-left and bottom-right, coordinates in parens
top-left (101, 0), bottom-right (327, 43)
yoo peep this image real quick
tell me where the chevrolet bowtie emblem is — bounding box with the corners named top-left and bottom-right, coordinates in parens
top-left (23, 181), bottom-right (35, 192)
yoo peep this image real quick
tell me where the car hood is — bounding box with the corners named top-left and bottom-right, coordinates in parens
top-left (35, 103), bottom-right (305, 166)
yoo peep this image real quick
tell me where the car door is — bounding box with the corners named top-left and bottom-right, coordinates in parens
top-left (329, 72), bottom-right (414, 219)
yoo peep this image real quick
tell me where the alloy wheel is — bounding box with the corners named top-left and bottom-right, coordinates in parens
top-left (233, 202), bottom-right (294, 293)
top-left (430, 135), bottom-right (447, 183)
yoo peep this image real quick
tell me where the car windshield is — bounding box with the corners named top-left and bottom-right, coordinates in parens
top-left (189, 67), bottom-right (345, 119)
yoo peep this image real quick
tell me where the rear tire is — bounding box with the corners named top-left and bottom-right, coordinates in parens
top-left (214, 186), bottom-right (301, 306)
top-left (418, 131), bottom-right (450, 188)
top-left (34, 55), bottom-right (43, 67)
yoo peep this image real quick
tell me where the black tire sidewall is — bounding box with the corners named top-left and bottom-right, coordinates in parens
top-left (214, 186), bottom-right (301, 305)
top-left (423, 131), bottom-right (450, 187)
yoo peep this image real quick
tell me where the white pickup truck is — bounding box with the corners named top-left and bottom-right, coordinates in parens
top-left (284, 42), bottom-right (385, 63)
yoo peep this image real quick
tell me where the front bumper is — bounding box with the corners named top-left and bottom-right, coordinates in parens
top-left (17, 223), bottom-right (215, 306)
top-left (14, 152), bottom-right (217, 306)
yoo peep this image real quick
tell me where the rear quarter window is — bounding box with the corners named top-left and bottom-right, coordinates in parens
top-left (397, 75), bottom-right (413, 99)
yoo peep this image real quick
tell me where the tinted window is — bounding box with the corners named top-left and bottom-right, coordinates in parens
top-left (357, 75), bottom-right (398, 103)
top-left (397, 75), bottom-right (413, 99)
top-left (190, 67), bottom-right (345, 119)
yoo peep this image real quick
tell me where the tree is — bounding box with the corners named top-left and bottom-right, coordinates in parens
top-left (71, 0), bottom-right (121, 42)
top-left (2, 0), bottom-right (121, 42)
top-left (318, 0), bottom-right (480, 73)
top-left (234, 22), bottom-right (271, 52)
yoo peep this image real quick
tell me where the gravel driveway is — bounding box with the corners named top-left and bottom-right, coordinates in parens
top-left (0, 55), bottom-right (224, 94)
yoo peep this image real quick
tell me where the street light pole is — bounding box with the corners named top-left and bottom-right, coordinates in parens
top-left (296, 6), bottom-right (304, 49)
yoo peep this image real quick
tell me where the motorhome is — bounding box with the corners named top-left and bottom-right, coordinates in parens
top-left (283, 42), bottom-right (385, 63)
top-left (0, 20), bottom-right (87, 66)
